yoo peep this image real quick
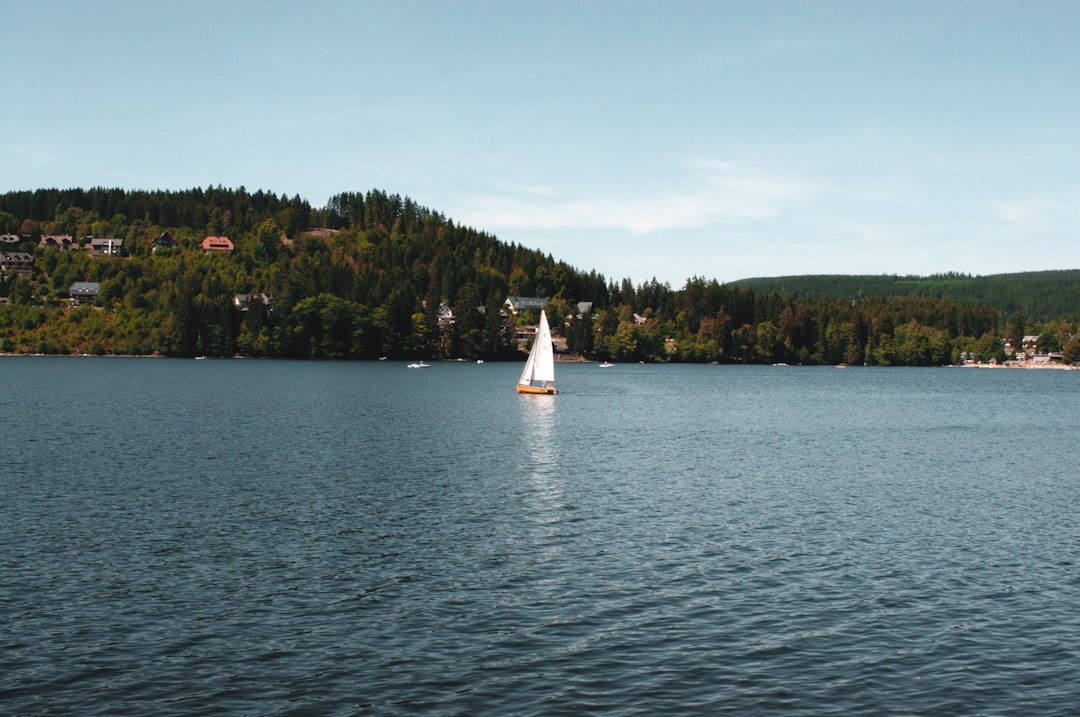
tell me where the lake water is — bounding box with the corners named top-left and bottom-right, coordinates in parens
top-left (2, 357), bottom-right (1079, 715)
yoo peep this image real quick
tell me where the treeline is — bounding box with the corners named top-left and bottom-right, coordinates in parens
top-left (731, 271), bottom-right (1080, 322)
top-left (0, 186), bottom-right (316, 240)
top-left (1, 186), bottom-right (1078, 365)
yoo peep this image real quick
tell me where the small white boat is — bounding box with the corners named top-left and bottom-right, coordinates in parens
top-left (599, 361), bottom-right (614, 368)
top-left (407, 361), bottom-right (430, 368)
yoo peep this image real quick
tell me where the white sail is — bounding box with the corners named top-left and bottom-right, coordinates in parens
top-left (518, 309), bottom-right (556, 386)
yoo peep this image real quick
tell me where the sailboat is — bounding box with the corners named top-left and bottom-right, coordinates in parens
top-left (516, 309), bottom-right (558, 394)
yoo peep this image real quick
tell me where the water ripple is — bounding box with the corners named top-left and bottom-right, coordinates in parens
top-left (3, 360), bottom-right (1080, 714)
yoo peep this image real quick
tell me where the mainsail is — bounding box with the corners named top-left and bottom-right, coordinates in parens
top-left (517, 309), bottom-right (556, 393)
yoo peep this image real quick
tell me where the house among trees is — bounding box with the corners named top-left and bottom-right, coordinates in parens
top-left (0, 233), bottom-right (20, 244)
top-left (39, 234), bottom-right (74, 251)
top-left (152, 232), bottom-right (177, 252)
top-left (437, 302), bottom-right (454, 330)
top-left (296, 228), bottom-right (338, 240)
top-left (504, 296), bottom-right (549, 315)
top-left (233, 293), bottom-right (273, 311)
top-left (88, 237), bottom-right (123, 256)
top-left (200, 235), bottom-right (234, 253)
top-left (1, 251), bottom-right (34, 276)
top-left (69, 281), bottom-right (101, 305)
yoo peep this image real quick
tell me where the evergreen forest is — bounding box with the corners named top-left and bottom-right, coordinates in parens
top-left (2, 186), bottom-right (1078, 366)
top-left (732, 271), bottom-right (1080, 322)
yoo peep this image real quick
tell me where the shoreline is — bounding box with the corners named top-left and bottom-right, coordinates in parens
top-left (956, 360), bottom-right (1077, 370)
top-left (2, 352), bottom-right (1075, 369)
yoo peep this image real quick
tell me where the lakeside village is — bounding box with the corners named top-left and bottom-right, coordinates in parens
top-left (960, 337), bottom-right (1074, 370)
top-left (1, 232), bottom-right (1077, 368)
top-left (0, 231), bottom-right (582, 356)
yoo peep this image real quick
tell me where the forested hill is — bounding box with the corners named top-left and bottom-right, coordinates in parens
top-left (730, 271), bottom-right (1080, 322)
top-left (1, 186), bottom-right (1078, 365)
top-left (0, 186), bottom-right (610, 359)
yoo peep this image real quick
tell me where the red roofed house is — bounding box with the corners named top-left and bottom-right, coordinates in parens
top-left (200, 235), bottom-right (234, 253)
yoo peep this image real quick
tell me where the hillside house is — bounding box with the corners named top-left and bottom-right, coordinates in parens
top-left (296, 228), bottom-right (338, 240)
top-left (1, 251), bottom-right (33, 276)
top-left (152, 232), bottom-right (177, 252)
top-left (0, 234), bottom-right (20, 244)
top-left (504, 296), bottom-right (549, 315)
top-left (69, 281), bottom-right (101, 305)
top-left (233, 293), bottom-right (273, 312)
top-left (437, 302), bottom-right (454, 329)
top-left (88, 237), bottom-right (123, 256)
top-left (39, 234), bottom-right (74, 251)
top-left (200, 235), bottom-right (234, 253)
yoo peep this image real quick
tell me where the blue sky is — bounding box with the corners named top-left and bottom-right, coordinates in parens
top-left (3, 0), bottom-right (1079, 287)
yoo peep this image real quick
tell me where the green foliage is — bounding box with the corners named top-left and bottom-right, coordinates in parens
top-left (0, 187), bottom-right (614, 360)
top-left (2, 186), bottom-right (1078, 366)
top-left (731, 271), bottom-right (1080, 322)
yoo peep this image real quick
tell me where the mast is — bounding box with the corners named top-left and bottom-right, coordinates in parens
top-left (517, 309), bottom-right (555, 386)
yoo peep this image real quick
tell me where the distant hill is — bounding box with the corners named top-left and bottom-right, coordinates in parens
top-left (730, 270), bottom-right (1080, 321)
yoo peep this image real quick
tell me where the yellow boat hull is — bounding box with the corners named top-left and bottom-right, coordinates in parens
top-left (516, 384), bottom-right (557, 395)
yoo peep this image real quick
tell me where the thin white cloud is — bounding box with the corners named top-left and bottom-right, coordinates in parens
top-left (691, 32), bottom-right (858, 70)
top-left (993, 191), bottom-right (1080, 229)
top-left (454, 160), bottom-right (816, 236)
top-left (997, 203), bottom-right (1036, 223)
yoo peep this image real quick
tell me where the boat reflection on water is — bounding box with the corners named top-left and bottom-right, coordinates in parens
top-left (523, 393), bottom-right (556, 480)
top-left (519, 392), bottom-right (566, 525)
